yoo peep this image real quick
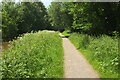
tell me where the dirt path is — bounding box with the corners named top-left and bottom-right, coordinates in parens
top-left (59, 33), bottom-right (99, 78)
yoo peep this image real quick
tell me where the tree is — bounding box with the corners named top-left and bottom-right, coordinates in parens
top-left (48, 2), bottom-right (72, 31)
top-left (19, 2), bottom-right (48, 32)
top-left (2, 2), bottom-right (18, 41)
top-left (48, 2), bottom-right (120, 35)
top-left (2, 2), bottom-right (49, 41)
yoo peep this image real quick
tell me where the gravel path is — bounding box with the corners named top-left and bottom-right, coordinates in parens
top-left (60, 34), bottom-right (99, 78)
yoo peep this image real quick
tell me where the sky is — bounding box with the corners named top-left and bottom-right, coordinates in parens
top-left (41, 0), bottom-right (53, 8)
top-left (0, 0), bottom-right (52, 8)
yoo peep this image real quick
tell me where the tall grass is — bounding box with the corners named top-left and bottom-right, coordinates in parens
top-left (2, 31), bottom-right (64, 78)
top-left (69, 33), bottom-right (118, 78)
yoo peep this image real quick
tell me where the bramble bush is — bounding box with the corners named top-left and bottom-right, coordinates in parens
top-left (2, 31), bottom-right (64, 78)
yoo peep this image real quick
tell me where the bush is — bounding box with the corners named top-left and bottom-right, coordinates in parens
top-left (69, 33), bottom-right (118, 78)
top-left (62, 30), bottom-right (71, 37)
top-left (2, 31), bottom-right (64, 78)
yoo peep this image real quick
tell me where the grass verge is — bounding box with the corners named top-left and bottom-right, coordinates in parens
top-left (69, 33), bottom-right (118, 78)
top-left (2, 30), bottom-right (64, 78)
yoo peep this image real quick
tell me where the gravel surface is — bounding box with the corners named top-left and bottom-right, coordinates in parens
top-left (60, 34), bottom-right (99, 78)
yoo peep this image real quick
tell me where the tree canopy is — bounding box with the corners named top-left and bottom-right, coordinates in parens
top-left (2, 2), bottom-right (50, 41)
top-left (48, 2), bottom-right (120, 35)
top-left (2, 2), bottom-right (120, 41)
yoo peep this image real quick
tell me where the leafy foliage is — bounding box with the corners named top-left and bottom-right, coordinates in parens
top-left (69, 33), bottom-right (118, 78)
top-left (62, 30), bottom-right (71, 37)
top-left (48, 2), bottom-right (73, 30)
top-left (2, 31), bottom-right (64, 78)
top-left (48, 2), bottom-right (120, 35)
top-left (2, 2), bottom-right (19, 41)
top-left (2, 2), bottom-right (50, 41)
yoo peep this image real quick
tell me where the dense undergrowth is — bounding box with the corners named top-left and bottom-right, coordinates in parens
top-left (2, 31), bottom-right (64, 78)
top-left (69, 33), bottom-right (118, 78)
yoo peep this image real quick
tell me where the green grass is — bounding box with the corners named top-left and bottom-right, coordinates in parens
top-left (69, 33), bottom-right (118, 78)
top-left (2, 30), bottom-right (64, 78)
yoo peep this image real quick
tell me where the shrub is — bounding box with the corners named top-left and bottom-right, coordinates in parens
top-left (62, 30), bottom-right (71, 37)
top-left (2, 31), bottom-right (64, 78)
